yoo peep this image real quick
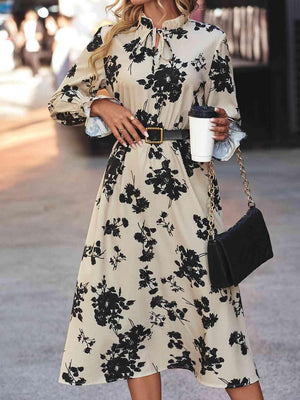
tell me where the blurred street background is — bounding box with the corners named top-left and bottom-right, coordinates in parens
top-left (0, 0), bottom-right (299, 399)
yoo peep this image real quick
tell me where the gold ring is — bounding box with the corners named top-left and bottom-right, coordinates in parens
top-left (119, 128), bottom-right (125, 132)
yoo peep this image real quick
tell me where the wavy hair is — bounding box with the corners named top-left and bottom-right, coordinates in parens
top-left (89, 0), bottom-right (200, 81)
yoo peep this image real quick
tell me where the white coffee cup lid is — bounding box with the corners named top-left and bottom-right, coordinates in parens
top-left (188, 105), bottom-right (218, 118)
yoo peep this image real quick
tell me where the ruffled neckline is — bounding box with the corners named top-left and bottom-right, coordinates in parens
top-left (139, 11), bottom-right (187, 31)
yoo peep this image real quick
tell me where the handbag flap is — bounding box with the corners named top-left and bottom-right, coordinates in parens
top-left (215, 207), bottom-right (273, 285)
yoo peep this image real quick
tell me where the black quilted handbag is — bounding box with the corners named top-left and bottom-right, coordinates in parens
top-left (207, 147), bottom-right (273, 288)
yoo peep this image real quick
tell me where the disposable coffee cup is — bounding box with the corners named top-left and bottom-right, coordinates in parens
top-left (188, 105), bottom-right (219, 162)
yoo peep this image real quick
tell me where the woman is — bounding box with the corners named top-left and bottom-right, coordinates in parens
top-left (51, 15), bottom-right (76, 88)
top-left (48, 1), bottom-right (264, 399)
top-left (20, 10), bottom-right (44, 77)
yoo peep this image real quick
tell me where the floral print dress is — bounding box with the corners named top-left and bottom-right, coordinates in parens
top-left (48, 12), bottom-right (259, 389)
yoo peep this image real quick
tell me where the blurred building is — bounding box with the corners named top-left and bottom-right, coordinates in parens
top-left (204, 0), bottom-right (298, 147)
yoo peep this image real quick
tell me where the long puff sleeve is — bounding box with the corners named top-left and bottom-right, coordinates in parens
top-left (48, 24), bottom-right (122, 137)
top-left (204, 31), bottom-right (247, 161)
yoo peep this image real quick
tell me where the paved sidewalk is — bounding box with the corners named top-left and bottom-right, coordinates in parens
top-left (0, 117), bottom-right (299, 399)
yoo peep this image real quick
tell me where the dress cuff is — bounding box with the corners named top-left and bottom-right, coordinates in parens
top-left (83, 95), bottom-right (122, 139)
top-left (212, 117), bottom-right (248, 162)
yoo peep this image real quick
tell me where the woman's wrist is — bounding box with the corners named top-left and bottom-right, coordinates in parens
top-left (90, 98), bottom-right (107, 117)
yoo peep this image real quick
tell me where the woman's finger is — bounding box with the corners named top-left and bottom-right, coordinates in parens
top-left (111, 125), bottom-right (128, 147)
top-left (214, 107), bottom-right (227, 117)
top-left (116, 124), bottom-right (135, 147)
top-left (210, 124), bottom-right (229, 134)
top-left (213, 133), bottom-right (228, 141)
top-left (125, 112), bottom-right (148, 137)
top-left (211, 124), bottom-right (229, 133)
top-left (121, 118), bottom-right (143, 147)
top-left (210, 117), bottom-right (228, 126)
top-left (209, 124), bottom-right (228, 133)
top-left (101, 115), bottom-right (130, 146)
top-left (211, 106), bottom-right (228, 125)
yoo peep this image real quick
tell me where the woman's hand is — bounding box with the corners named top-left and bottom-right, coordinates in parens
top-left (90, 98), bottom-right (148, 148)
top-left (209, 107), bottom-right (229, 141)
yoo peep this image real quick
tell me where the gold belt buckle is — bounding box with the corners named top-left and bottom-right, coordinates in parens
top-left (145, 127), bottom-right (163, 144)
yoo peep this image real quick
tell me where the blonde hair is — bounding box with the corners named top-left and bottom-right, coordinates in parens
top-left (89, 0), bottom-right (200, 81)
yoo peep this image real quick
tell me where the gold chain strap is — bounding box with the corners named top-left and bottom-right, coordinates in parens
top-left (207, 147), bottom-right (256, 240)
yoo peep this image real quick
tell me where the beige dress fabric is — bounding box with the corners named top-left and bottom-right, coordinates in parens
top-left (48, 12), bottom-right (260, 389)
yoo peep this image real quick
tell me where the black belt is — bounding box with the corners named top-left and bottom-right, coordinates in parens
top-left (136, 127), bottom-right (190, 144)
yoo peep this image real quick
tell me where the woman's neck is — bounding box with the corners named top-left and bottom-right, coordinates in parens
top-left (143, 1), bottom-right (180, 28)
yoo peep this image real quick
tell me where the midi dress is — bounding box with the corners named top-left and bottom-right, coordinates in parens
top-left (48, 12), bottom-right (260, 389)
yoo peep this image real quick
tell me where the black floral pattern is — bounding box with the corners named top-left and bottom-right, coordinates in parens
top-left (192, 20), bottom-right (223, 33)
top-left (148, 145), bottom-right (166, 160)
top-left (60, 85), bottom-right (80, 103)
top-left (157, 27), bottom-right (189, 40)
top-left (62, 360), bottom-right (86, 385)
top-left (160, 274), bottom-right (184, 293)
top-left (210, 286), bottom-right (244, 317)
top-left (194, 80), bottom-right (207, 106)
top-left (134, 221), bottom-right (157, 262)
top-left (231, 292), bottom-right (244, 317)
top-left (174, 244), bottom-right (207, 288)
top-left (137, 54), bottom-right (188, 113)
top-left (119, 171), bottom-right (150, 213)
top-left (123, 37), bottom-right (155, 74)
top-left (77, 328), bottom-right (96, 354)
top-left (99, 320), bottom-right (152, 382)
top-left (102, 144), bottom-right (129, 201)
top-left (135, 101), bottom-right (163, 128)
top-left (191, 53), bottom-right (207, 71)
top-left (156, 211), bottom-right (175, 236)
top-left (229, 331), bottom-right (248, 355)
top-left (167, 349), bottom-right (197, 372)
top-left (194, 335), bottom-right (225, 375)
top-left (67, 64), bottom-right (77, 78)
top-left (140, 16), bottom-right (153, 30)
top-left (183, 296), bottom-right (219, 329)
top-left (167, 331), bottom-right (197, 373)
top-left (145, 159), bottom-right (188, 208)
top-left (149, 310), bottom-right (166, 328)
top-left (173, 114), bottom-right (184, 129)
top-left (209, 40), bottom-right (234, 94)
top-left (109, 245), bottom-right (127, 270)
top-left (104, 55), bottom-right (121, 89)
top-left (86, 25), bottom-right (107, 52)
top-left (193, 213), bottom-right (217, 240)
top-left (82, 76), bottom-right (98, 96)
top-left (82, 240), bottom-right (106, 265)
top-left (54, 111), bottom-right (86, 126)
top-left (102, 217), bottom-right (129, 238)
top-left (138, 264), bottom-right (158, 295)
top-left (70, 281), bottom-right (88, 322)
top-left (150, 295), bottom-right (189, 324)
top-left (219, 377), bottom-right (251, 388)
top-left (171, 140), bottom-right (204, 177)
top-left (91, 276), bottom-right (135, 334)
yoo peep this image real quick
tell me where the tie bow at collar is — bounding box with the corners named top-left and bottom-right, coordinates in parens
top-left (137, 12), bottom-right (187, 63)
